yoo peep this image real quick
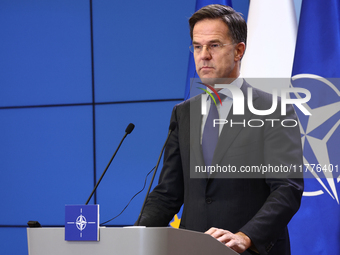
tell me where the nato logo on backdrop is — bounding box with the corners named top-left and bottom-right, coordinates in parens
top-left (65, 205), bottom-right (99, 241)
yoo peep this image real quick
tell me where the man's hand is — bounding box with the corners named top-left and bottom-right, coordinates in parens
top-left (205, 227), bottom-right (252, 253)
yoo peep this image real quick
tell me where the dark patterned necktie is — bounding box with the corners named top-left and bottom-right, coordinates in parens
top-left (202, 94), bottom-right (224, 167)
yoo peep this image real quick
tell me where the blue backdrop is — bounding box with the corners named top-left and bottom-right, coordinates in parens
top-left (0, 0), bottom-right (266, 254)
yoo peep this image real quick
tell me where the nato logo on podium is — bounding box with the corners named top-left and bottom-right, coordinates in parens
top-left (65, 205), bottom-right (99, 241)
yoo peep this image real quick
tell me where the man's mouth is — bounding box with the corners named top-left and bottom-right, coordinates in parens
top-left (200, 66), bottom-right (214, 70)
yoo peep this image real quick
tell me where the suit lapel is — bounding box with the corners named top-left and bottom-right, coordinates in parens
top-left (189, 95), bottom-right (205, 168)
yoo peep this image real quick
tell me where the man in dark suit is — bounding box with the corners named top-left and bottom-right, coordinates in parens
top-left (137, 5), bottom-right (303, 255)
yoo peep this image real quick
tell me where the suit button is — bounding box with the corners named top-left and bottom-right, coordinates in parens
top-left (206, 198), bottom-right (212, 204)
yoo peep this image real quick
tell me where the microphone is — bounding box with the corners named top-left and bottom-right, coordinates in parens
top-left (136, 121), bottom-right (177, 225)
top-left (85, 123), bottom-right (135, 205)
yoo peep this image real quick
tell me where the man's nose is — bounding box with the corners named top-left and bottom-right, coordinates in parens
top-left (200, 45), bottom-right (212, 59)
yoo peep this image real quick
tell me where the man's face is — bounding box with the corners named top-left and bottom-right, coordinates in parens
top-left (192, 18), bottom-right (241, 83)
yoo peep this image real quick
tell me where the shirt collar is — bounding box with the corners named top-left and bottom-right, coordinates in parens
top-left (206, 76), bottom-right (244, 99)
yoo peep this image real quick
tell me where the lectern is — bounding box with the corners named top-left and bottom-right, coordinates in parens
top-left (27, 227), bottom-right (239, 255)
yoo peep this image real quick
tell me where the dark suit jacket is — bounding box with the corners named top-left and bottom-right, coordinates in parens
top-left (138, 81), bottom-right (304, 255)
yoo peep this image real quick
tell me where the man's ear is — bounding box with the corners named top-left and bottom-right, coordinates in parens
top-left (234, 42), bottom-right (246, 61)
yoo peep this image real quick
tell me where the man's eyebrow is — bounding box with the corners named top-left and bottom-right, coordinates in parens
top-left (208, 39), bottom-right (222, 43)
top-left (192, 39), bottom-right (222, 45)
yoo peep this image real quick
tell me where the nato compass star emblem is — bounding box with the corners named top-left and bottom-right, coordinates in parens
top-left (291, 74), bottom-right (340, 204)
top-left (76, 214), bottom-right (87, 232)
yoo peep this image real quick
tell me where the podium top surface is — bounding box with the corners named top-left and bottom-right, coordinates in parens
top-left (27, 227), bottom-right (239, 255)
